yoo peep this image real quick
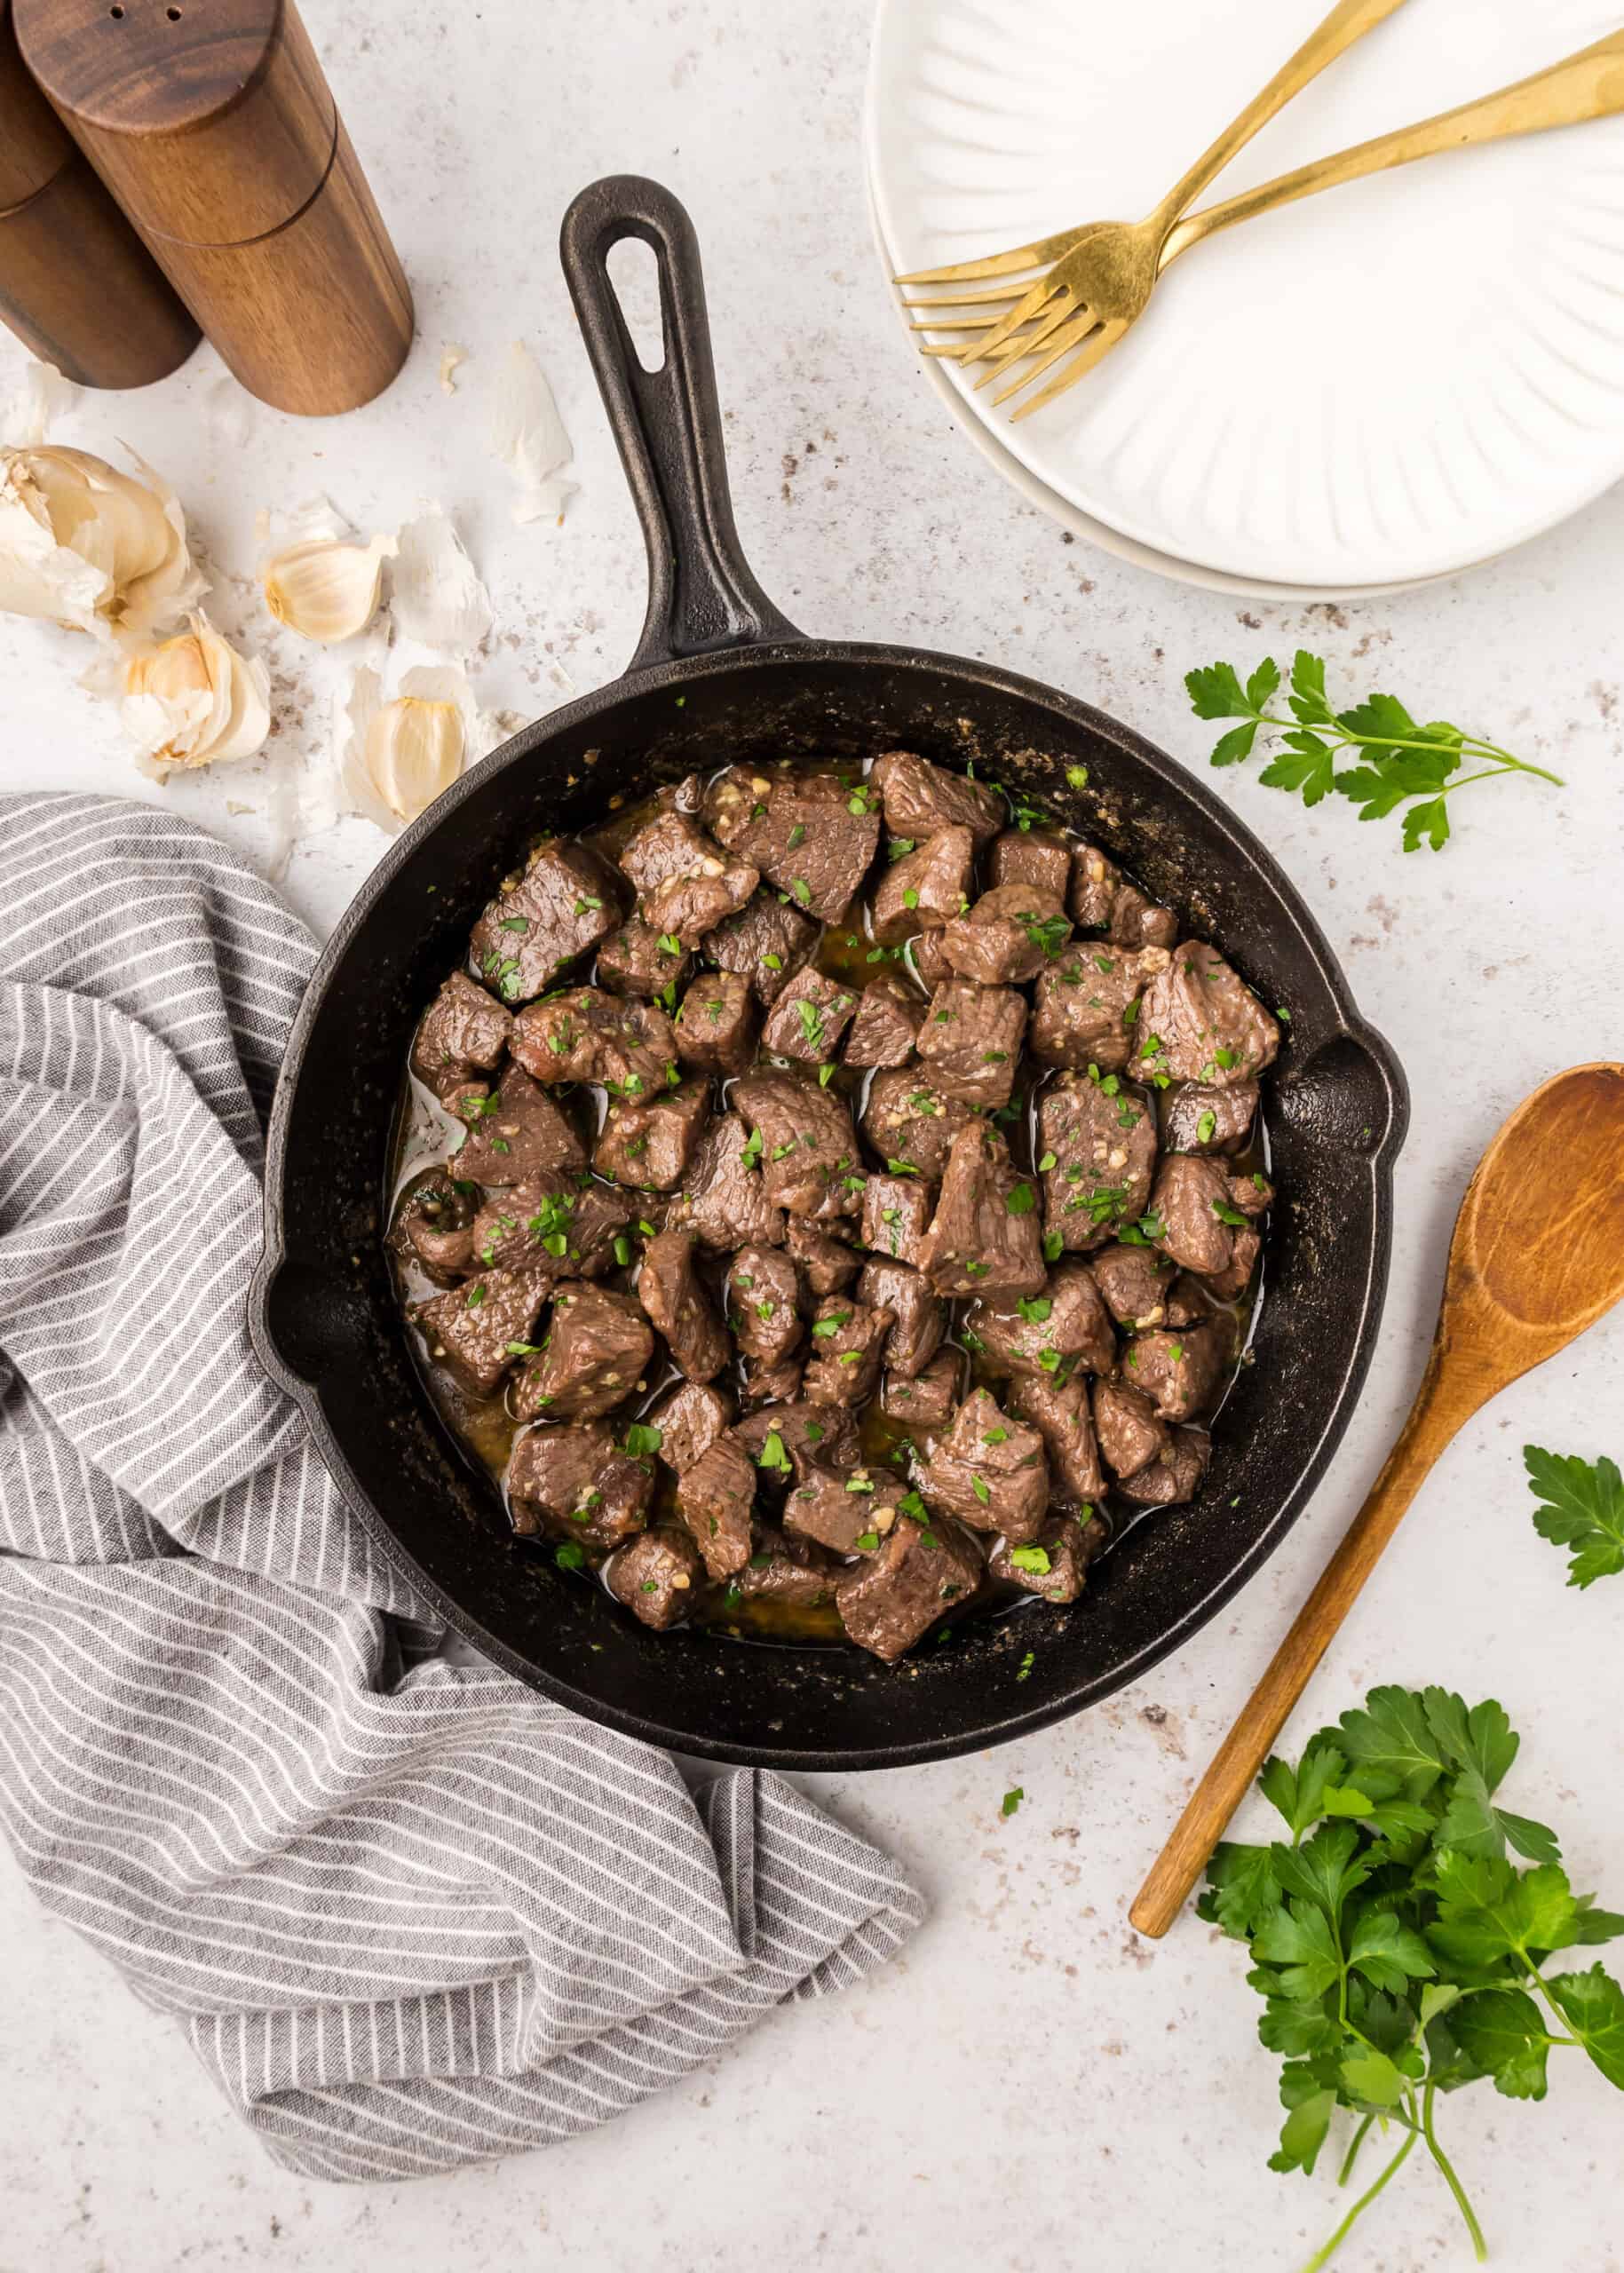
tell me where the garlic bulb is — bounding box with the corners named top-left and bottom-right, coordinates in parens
top-left (341, 662), bottom-right (505, 833)
top-left (0, 444), bottom-right (204, 644)
top-left (120, 613), bottom-right (271, 780)
top-left (262, 528), bottom-right (394, 645)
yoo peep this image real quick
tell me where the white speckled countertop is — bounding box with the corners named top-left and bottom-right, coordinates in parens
top-left (2, 4), bottom-right (1621, 2267)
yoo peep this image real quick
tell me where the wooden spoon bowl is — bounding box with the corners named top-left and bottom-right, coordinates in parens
top-left (1131, 1063), bottom-right (1624, 1939)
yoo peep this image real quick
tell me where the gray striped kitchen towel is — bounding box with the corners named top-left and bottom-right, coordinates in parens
top-left (0, 791), bottom-right (923, 2184)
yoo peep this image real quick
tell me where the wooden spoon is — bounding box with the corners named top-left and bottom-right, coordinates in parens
top-left (1130, 1062), bottom-right (1624, 1940)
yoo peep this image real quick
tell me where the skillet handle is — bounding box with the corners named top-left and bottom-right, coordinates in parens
top-left (561, 174), bottom-right (804, 671)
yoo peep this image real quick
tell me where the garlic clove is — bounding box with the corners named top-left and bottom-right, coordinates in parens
top-left (340, 661), bottom-right (506, 834)
top-left (0, 443), bottom-right (203, 644)
top-left (120, 611), bottom-right (270, 779)
top-left (391, 506), bottom-right (491, 660)
top-left (263, 529), bottom-right (394, 645)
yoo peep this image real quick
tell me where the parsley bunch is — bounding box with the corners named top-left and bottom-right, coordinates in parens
top-left (1186, 651), bottom-right (1562, 851)
top-left (1203, 1685), bottom-right (1624, 2269)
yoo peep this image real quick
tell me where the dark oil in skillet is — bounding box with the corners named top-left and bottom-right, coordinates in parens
top-left (386, 755), bottom-right (1267, 1650)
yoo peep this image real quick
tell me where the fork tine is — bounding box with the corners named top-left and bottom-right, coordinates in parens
top-left (970, 290), bottom-right (1078, 386)
top-left (970, 273), bottom-right (1068, 363)
top-left (893, 224), bottom-right (1085, 286)
top-left (908, 310), bottom-right (1010, 332)
top-left (900, 281), bottom-right (1030, 311)
top-left (987, 307), bottom-right (1104, 406)
top-left (1007, 318), bottom-right (1132, 418)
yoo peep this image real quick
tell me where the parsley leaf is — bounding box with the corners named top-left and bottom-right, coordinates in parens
top-left (1185, 647), bottom-right (1562, 851)
top-left (1525, 1444), bottom-right (1624, 1589)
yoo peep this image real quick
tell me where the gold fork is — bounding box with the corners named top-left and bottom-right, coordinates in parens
top-left (918, 25), bottom-right (1624, 419)
top-left (897, 0), bottom-right (1414, 390)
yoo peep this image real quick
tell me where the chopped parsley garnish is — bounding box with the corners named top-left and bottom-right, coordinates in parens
top-left (621, 1422), bottom-right (663, 1458)
top-left (1009, 1546), bottom-right (1051, 1575)
top-left (1196, 1110), bottom-right (1217, 1145)
top-left (757, 1430), bottom-right (792, 1473)
top-left (1001, 1786), bottom-right (1024, 1817)
top-left (1005, 1183), bottom-right (1036, 1216)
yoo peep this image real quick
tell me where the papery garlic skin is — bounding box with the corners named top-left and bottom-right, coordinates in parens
top-left (491, 341), bottom-right (576, 526)
top-left (391, 507), bottom-right (491, 660)
top-left (0, 445), bottom-right (204, 643)
top-left (340, 661), bottom-right (504, 834)
top-left (120, 613), bottom-right (272, 780)
top-left (263, 530), bottom-right (394, 645)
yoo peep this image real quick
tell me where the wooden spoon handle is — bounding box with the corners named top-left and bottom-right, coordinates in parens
top-left (1129, 1345), bottom-right (1482, 1938)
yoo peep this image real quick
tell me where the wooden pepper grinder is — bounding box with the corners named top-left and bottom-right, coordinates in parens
top-left (0, 0), bottom-right (198, 386)
top-left (15, 0), bottom-right (413, 416)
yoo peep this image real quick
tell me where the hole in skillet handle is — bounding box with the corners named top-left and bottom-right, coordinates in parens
top-left (559, 173), bottom-right (805, 673)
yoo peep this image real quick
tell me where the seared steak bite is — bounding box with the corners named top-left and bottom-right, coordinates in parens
top-left (391, 1168), bottom-right (478, 1283)
top-left (511, 987), bottom-right (678, 1095)
top-left (606, 1526), bottom-right (701, 1628)
top-left (597, 916), bottom-right (689, 1002)
top-left (1139, 940), bottom-right (1280, 1086)
top-left (871, 825), bottom-right (976, 944)
top-left (1118, 1425), bottom-right (1211, 1507)
top-left (471, 839), bottom-right (624, 1002)
top-left (1089, 1239), bottom-right (1178, 1330)
top-left (915, 978), bottom-right (1026, 1109)
top-left (803, 1292), bottom-right (896, 1406)
top-left (940, 885), bottom-right (1073, 986)
top-left (761, 970), bottom-right (860, 1064)
top-left (410, 970), bottom-right (513, 1098)
top-left (514, 1280), bottom-right (654, 1422)
top-left (726, 1244), bottom-right (803, 1366)
top-left (675, 1435), bottom-right (757, 1580)
top-left (870, 750), bottom-right (1003, 848)
top-left (674, 970), bottom-right (757, 1076)
top-left (861, 1171), bottom-right (932, 1266)
top-left (836, 1513), bottom-right (984, 1661)
top-left (843, 974), bottom-right (924, 1069)
top-left (1068, 841), bottom-right (1121, 929)
top-left (1150, 1152), bottom-right (1235, 1276)
top-left (733, 1525), bottom-right (841, 1608)
top-left (989, 825), bottom-right (1071, 899)
top-left (989, 1509), bottom-right (1109, 1604)
top-left (1037, 1072), bottom-right (1158, 1253)
top-left (646, 1379), bottom-right (734, 1473)
top-left (786, 1216), bottom-right (861, 1294)
top-left (1228, 1168), bottom-right (1274, 1218)
top-left (1092, 1376), bottom-right (1169, 1479)
top-left (668, 1109), bottom-right (785, 1250)
top-left (741, 1355), bottom-right (804, 1407)
top-left (618, 809), bottom-right (758, 946)
top-left (1121, 1322), bottom-right (1230, 1422)
top-left (1202, 1224), bottom-right (1262, 1304)
top-left (732, 1069), bottom-right (864, 1221)
top-left (783, 1462), bottom-right (896, 1556)
top-left (1010, 1373), bottom-right (1105, 1503)
top-left (918, 1122), bottom-right (1045, 1299)
top-left (880, 1349), bottom-right (959, 1430)
top-left (638, 1228), bottom-right (730, 1383)
top-left (453, 1063), bottom-right (586, 1184)
top-left (858, 1257), bottom-right (945, 1380)
top-left (1029, 943), bottom-right (1169, 1073)
top-left (411, 1264), bottom-right (550, 1397)
top-left (968, 1257), bottom-right (1116, 1383)
top-left (861, 1065), bottom-right (976, 1181)
top-left (594, 1076), bottom-right (710, 1192)
top-left (920, 1385), bottom-right (1048, 1544)
top-left (702, 766), bottom-right (880, 923)
top-left (701, 889), bottom-right (819, 1005)
top-left (1108, 882), bottom-right (1178, 951)
top-left (733, 1401), bottom-right (860, 1477)
top-left (907, 926), bottom-right (954, 990)
top-left (1163, 1078), bottom-right (1259, 1155)
top-left (469, 1174), bottom-right (635, 1277)
top-left (508, 1420), bottom-right (655, 1549)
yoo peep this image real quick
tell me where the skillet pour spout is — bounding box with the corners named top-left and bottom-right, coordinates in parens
top-left (250, 175), bottom-right (1407, 1770)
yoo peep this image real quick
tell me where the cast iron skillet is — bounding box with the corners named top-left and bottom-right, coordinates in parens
top-left (249, 175), bottom-right (1407, 1770)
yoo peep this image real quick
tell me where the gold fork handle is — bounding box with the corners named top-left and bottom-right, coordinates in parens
top-left (1158, 0), bottom-right (1414, 223)
top-left (1166, 27), bottom-right (1624, 261)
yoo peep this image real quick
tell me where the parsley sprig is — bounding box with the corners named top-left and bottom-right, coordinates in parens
top-left (1187, 650), bottom-right (1562, 852)
top-left (1525, 1444), bottom-right (1624, 1589)
top-left (1204, 1685), bottom-right (1624, 2269)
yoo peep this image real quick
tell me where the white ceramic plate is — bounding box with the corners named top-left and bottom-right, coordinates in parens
top-left (863, 144), bottom-right (1480, 600)
top-left (868, 0), bottom-right (1624, 589)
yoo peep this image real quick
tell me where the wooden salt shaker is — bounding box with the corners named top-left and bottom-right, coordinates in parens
top-left (16, 0), bottom-right (413, 416)
top-left (0, 0), bottom-right (198, 386)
